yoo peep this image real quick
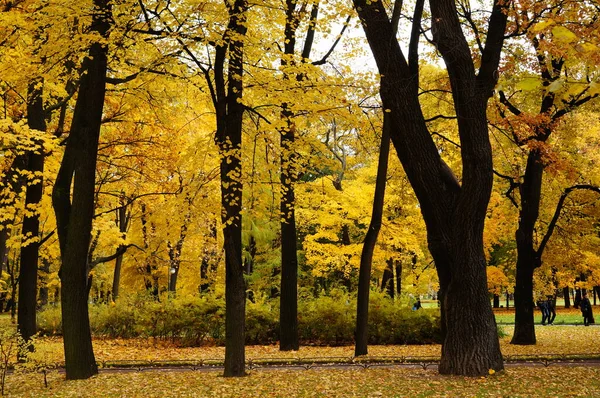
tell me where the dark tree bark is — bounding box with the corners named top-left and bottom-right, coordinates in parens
top-left (244, 234), bottom-right (256, 276)
top-left (493, 295), bottom-right (500, 308)
top-left (395, 260), bottom-right (403, 297)
top-left (167, 206), bottom-right (190, 294)
top-left (381, 260), bottom-right (395, 298)
top-left (112, 197), bottom-right (129, 301)
top-left (355, 113), bottom-right (391, 356)
top-left (279, 0), bottom-right (299, 348)
top-left (38, 257), bottom-right (50, 307)
top-left (17, 80), bottom-right (47, 347)
top-left (352, 0), bottom-right (508, 375)
top-left (51, 0), bottom-right (111, 379)
top-left (563, 287), bottom-right (570, 308)
top-left (212, 0), bottom-right (249, 377)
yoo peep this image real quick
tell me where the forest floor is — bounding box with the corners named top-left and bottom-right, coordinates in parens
top-left (3, 324), bottom-right (600, 397)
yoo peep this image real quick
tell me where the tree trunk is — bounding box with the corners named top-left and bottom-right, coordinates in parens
top-left (215, 0), bottom-right (248, 377)
top-left (510, 250), bottom-right (536, 344)
top-left (17, 80), bottom-right (47, 346)
top-left (51, 0), bottom-right (110, 379)
top-left (280, 117), bottom-right (299, 350)
top-left (112, 199), bottom-right (128, 301)
top-left (511, 149), bottom-right (544, 345)
top-left (355, 114), bottom-right (390, 356)
top-left (563, 287), bottom-right (570, 308)
top-left (381, 260), bottom-right (394, 298)
top-left (493, 294), bottom-right (500, 308)
top-left (395, 260), bottom-right (402, 297)
top-left (39, 257), bottom-right (50, 307)
top-left (353, 0), bottom-right (508, 375)
top-left (112, 254), bottom-right (123, 300)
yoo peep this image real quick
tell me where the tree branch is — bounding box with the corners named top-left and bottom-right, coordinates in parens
top-left (536, 184), bottom-right (600, 259)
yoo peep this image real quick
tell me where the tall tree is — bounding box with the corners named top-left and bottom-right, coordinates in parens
top-left (352, 0), bottom-right (509, 375)
top-left (16, 81), bottom-right (47, 347)
top-left (493, 0), bottom-right (600, 345)
top-left (51, 0), bottom-right (112, 379)
top-left (355, 0), bottom-right (415, 356)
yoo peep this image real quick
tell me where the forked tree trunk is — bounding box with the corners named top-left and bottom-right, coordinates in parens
top-left (352, 0), bottom-right (508, 375)
top-left (51, 0), bottom-right (111, 379)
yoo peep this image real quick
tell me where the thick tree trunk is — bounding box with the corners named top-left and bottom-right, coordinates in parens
top-left (353, 0), bottom-right (508, 376)
top-left (355, 114), bottom-right (390, 356)
top-left (51, 0), bottom-right (110, 379)
top-left (18, 80), bottom-right (47, 346)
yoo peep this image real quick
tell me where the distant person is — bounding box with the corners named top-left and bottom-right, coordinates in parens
top-left (412, 299), bottom-right (422, 311)
top-left (546, 297), bottom-right (556, 325)
top-left (537, 299), bottom-right (549, 325)
top-left (580, 292), bottom-right (595, 326)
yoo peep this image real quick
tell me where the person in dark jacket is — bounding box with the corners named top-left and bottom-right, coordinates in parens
top-left (537, 299), bottom-right (549, 325)
top-left (546, 296), bottom-right (556, 325)
top-left (581, 292), bottom-right (595, 326)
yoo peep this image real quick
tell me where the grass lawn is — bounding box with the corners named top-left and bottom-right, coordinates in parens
top-left (493, 306), bottom-right (593, 325)
top-left (2, 325), bottom-right (599, 397)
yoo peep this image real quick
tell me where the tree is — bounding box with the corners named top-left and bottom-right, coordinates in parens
top-left (51, 0), bottom-right (112, 379)
top-left (492, 0), bottom-right (600, 345)
top-left (352, 0), bottom-right (509, 375)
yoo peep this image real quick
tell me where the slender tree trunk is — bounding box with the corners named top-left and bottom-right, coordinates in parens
top-left (112, 254), bottom-right (123, 300)
top-left (39, 257), bottom-right (50, 307)
top-left (511, 150), bottom-right (543, 345)
top-left (111, 199), bottom-right (128, 301)
top-left (381, 261), bottom-right (394, 298)
top-left (562, 287), bottom-right (570, 308)
top-left (18, 80), bottom-right (47, 346)
top-left (355, 114), bottom-right (390, 356)
top-left (214, 0), bottom-right (248, 377)
top-left (493, 295), bottom-right (500, 308)
top-left (51, 0), bottom-right (111, 379)
top-left (395, 260), bottom-right (402, 297)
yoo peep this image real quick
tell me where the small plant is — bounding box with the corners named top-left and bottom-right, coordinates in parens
top-left (16, 334), bottom-right (56, 389)
top-left (0, 326), bottom-right (23, 396)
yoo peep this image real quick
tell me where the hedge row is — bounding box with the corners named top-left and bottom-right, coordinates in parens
top-left (37, 291), bottom-right (441, 346)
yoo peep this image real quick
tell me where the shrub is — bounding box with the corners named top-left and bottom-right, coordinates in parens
top-left (37, 290), bottom-right (442, 346)
top-left (246, 297), bottom-right (279, 344)
top-left (36, 305), bottom-right (62, 336)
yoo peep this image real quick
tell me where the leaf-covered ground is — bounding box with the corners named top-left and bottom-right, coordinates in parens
top-left (6, 366), bottom-right (600, 397)
top-left (31, 325), bottom-right (600, 364)
top-left (5, 325), bottom-right (599, 396)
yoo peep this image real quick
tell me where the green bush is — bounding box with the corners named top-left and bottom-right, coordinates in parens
top-left (37, 290), bottom-right (442, 346)
top-left (36, 305), bottom-right (62, 336)
top-left (245, 297), bottom-right (279, 344)
top-left (298, 289), bottom-right (356, 345)
top-left (90, 301), bottom-right (138, 338)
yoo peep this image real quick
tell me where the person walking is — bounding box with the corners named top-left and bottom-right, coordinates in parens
top-left (546, 296), bottom-right (556, 325)
top-left (537, 299), bottom-right (550, 325)
top-left (580, 292), bottom-right (595, 326)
